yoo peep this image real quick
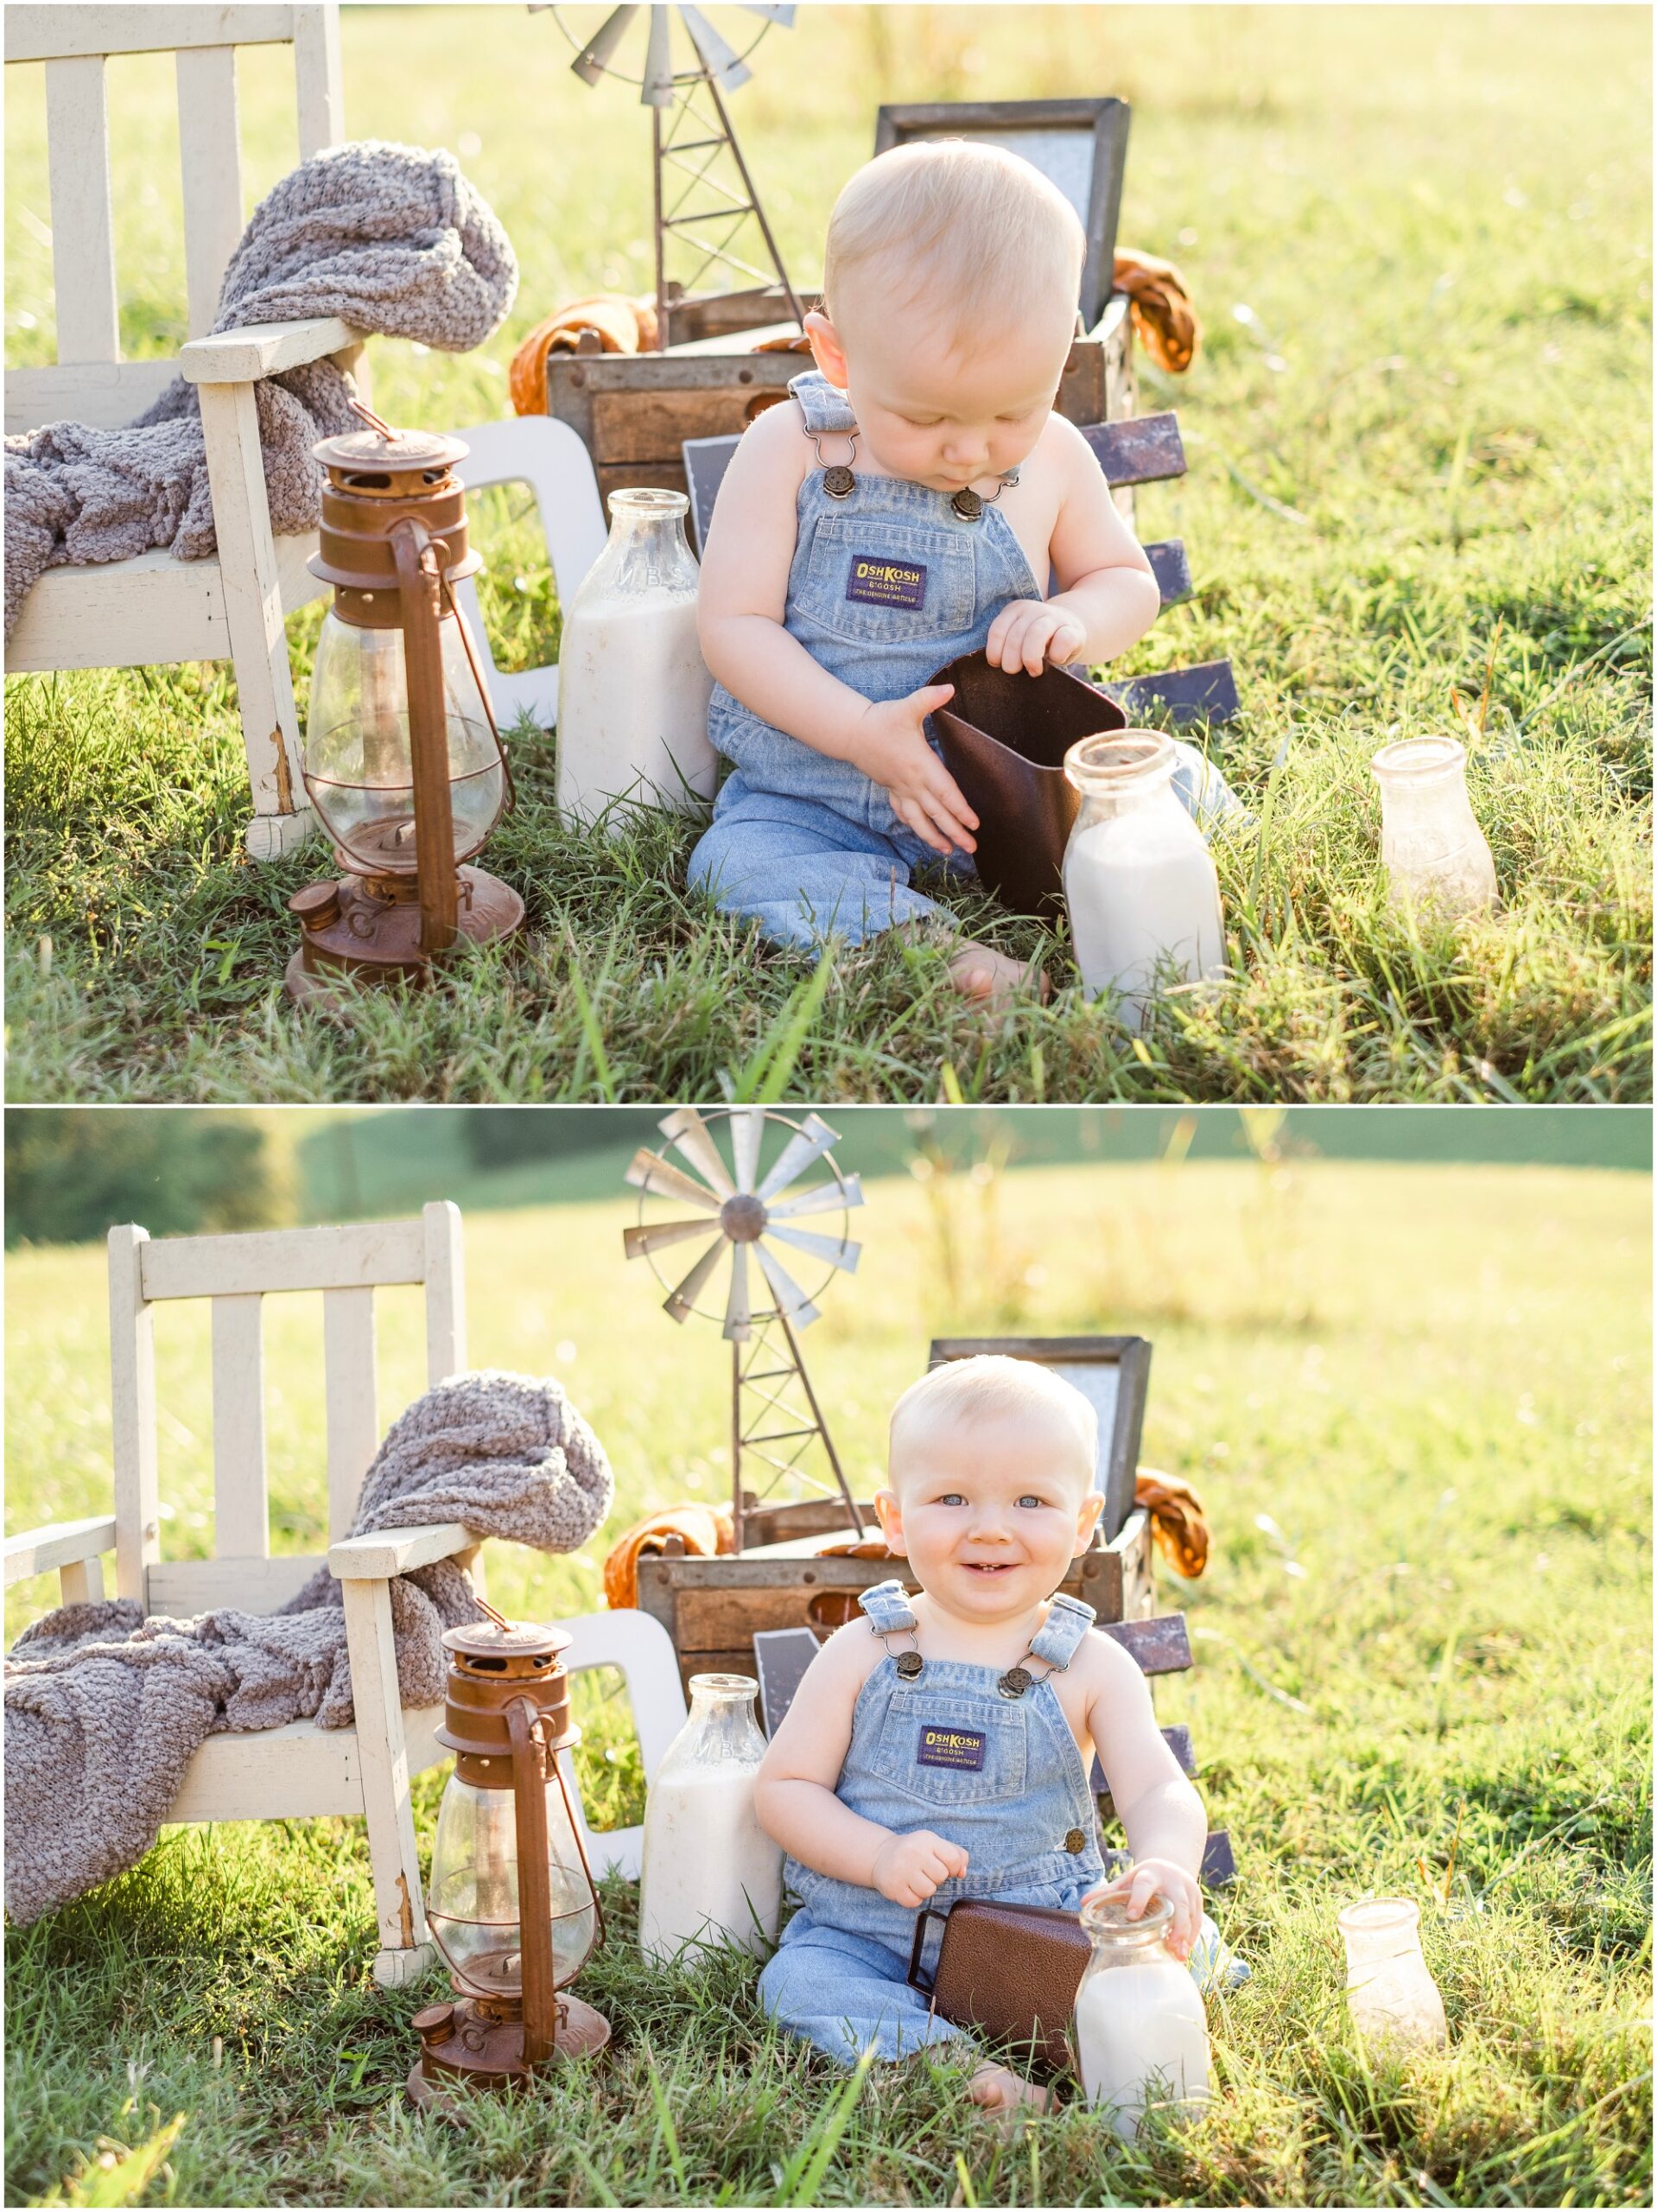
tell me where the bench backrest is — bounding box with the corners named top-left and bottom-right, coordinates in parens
top-left (3, 3), bottom-right (343, 433)
top-left (110, 1202), bottom-right (466, 1615)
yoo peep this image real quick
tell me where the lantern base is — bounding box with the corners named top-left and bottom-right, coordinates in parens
top-left (407, 1993), bottom-right (611, 2113)
top-left (284, 867), bottom-right (525, 1006)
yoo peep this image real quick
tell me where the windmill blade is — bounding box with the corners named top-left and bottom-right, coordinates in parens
top-left (764, 1224), bottom-right (860, 1274)
top-left (570, 3), bottom-right (638, 85)
top-left (767, 1173), bottom-right (863, 1221)
top-left (640, 4), bottom-right (674, 105)
top-left (738, 3), bottom-right (797, 22)
top-left (625, 1217), bottom-right (729, 1262)
top-left (723, 1239), bottom-right (752, 1343)
top-left (658, 1107), bottom-right (736, 1199)
top-left (753, 1241), bottom-right (821, 1329)
top-left (755, 1113), bottom-right (838, 1203)
top-left (663, 1236), bottom-right (727, 1325)
top-left (730, 1107), bottom-right (765, 1194)
top-left (677, 3), bottom-right (752, 92)
top-left (624, 1147), bottom-right (723, 1211)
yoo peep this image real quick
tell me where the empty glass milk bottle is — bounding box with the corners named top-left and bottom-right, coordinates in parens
top-left (1338, 1898), bottom-right (1448, 2050)
top-left (556, 487), bottom-right (715, 829)
top-left (1071, 1895), bottom-right (1211, 2139)
top-left (1369, 735), bottom-right (1497, 918)
top-left (638, 1673), bottom-right (781, 1963)
top-left (1062, 731), bottom-right (1225, 1029)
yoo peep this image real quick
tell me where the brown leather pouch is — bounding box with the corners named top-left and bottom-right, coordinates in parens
top-left (907, 1897), bottom-right (1089, 2075)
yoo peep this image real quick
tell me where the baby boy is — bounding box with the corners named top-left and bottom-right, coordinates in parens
top-left (691, 140), bottom-right (1240, 1004)
top-left (753, 1355), bottom-right (1234, 2111)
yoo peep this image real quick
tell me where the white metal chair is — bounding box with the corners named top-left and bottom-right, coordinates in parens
top-left (3, 3), bottom-right (360, 861)
top-left (3, 1202), bottom-right (479, 1987)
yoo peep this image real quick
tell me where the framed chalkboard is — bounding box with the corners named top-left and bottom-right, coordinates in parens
top-left (873, 98), bottom-right (1131, 330)
top-left (925, 1334), bottom-right (1152, 1542)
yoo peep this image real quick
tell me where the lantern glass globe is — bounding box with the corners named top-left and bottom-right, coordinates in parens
top-left (304, 609), bottom-right (505, 874)
top-left (427, 1771), bottom-right (600, 1996)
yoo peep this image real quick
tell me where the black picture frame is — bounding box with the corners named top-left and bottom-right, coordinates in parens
top-left (873, 98), bottom-right (1132, 331)
top-left (925, 1334), bottom-right (1152, 1542)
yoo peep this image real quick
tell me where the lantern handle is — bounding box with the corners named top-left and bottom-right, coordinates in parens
top-left (552, 1742), bottom-right (608, 1950)
top-left (345, 393), bottom-right (403, 443)
top-left (438, 565), bottom-right (519, 815)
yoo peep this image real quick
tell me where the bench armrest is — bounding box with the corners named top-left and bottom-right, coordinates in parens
top-left (327, 1522), bottom-right (479, 1581)
top-left (3, 1515), bottom-right (117, 1589)
top-left (180, 316), bottom-right (365, 385)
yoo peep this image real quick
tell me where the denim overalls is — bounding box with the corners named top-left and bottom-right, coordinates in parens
top-left (757, 1579), bottom-right (1240, 2068)
top-left (688, 371), bottom-right (1242, 953)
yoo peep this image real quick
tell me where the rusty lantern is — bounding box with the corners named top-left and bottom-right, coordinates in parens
top-left (286, 402), bottom-right (524, 1004)
top-left (408, 1620), bottom-right (610, 2109)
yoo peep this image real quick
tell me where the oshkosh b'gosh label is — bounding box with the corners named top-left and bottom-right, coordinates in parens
top-left (917, 1725), bottom-right (987, 1771)
top-left (846, 556), bottom-right (927, 610)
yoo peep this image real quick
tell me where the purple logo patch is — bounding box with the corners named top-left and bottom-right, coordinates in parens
top-left (846, 556), bottom-right (927, 610)
top-left (917, 1725), bottom-right (987, 1772)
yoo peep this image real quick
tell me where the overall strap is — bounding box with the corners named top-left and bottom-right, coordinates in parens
top-left (789, 369), bottom-right (857, 436)
top-left (857, 1578), bottom-right (918, 1636)
top-left (1031, 1592), bottom-right (1095, 1669)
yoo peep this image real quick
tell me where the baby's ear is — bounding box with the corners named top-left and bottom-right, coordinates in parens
top-left (1073, 1486), bottom-right (1106, 1555)
top-left (804, 308), bottom-right (850, 391)
top-left (873, 1487), bottom-right (907, 1555)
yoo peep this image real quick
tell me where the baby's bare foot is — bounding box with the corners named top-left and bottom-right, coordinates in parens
top-left (948, 943), bottom-right (1048, 1009)
top-left (968, 2061), bottom-right (1050, 2113)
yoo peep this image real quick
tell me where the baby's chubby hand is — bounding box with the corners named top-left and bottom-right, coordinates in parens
top-left (986, 600), bottom-right (1088, 677)
top-left (1082, 1857), bottom-right (1203, 1962)
top-left (870, 1827), bottom-right (969, 1907)
top-left (851, 683), bottom-right (978, 857)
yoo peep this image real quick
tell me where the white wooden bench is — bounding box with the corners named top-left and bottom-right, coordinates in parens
top-left (3, 4), bottom-right (364, 861)
top-left (3, 1202), bottom-right (479, 1986)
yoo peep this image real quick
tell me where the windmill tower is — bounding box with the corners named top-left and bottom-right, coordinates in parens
top-left (538, 5), bottom-right (805, 347)
top-left (623, 1107), bottom-right (865, 1554)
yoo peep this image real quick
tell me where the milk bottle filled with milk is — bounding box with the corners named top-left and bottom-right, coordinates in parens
top-left (1071, 1894), bottom-right (1211, 2140)
top-left (1061, 731), bottom-right (1225, 1031)
top-left (556, 487), bottom-right (715, 830)
top-left (638, 1672), bottom-right (782, 1963)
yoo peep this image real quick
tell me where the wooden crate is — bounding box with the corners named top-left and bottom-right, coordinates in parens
top-left (548, 291), bottom-right (1136, 513)
top-left (636, 1497), bottom-right (1157, 1697)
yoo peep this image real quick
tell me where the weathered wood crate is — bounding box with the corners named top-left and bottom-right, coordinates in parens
top-left (547, 286), bottom-right (1135, 512)
top-left (634, 1493), bottom-right (1158, 1692)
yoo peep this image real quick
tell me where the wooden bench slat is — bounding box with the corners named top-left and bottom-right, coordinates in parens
top-left (1143, 538), bottom-right (1193, 607)
top-left (1081, 412), bottom-right (1187, 488)
top-left (1108, 659), bottom-right (1241, 728)
top-left (1101, 1613), bottom-right (1192, 1675)
top-left (7, 8), bottom-right (302, 64)
top-left (44, 55), bottom-right (119, 364)
top-left (1201, 1829), bottom-right (1238, 1887)
top-left (175, 44), bottom-right (244, 340)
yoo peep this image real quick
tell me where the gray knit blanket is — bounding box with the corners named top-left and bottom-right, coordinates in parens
top-left (4, 139), bottom-right (517, 639)
top-left (3, 1371), bottom-right (612, 1927)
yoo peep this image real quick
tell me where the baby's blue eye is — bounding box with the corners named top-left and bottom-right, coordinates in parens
top-left (936, 1492), bottom-right (967, 1506)
top-left (1016, 1495), bottom-right (1047, 1509)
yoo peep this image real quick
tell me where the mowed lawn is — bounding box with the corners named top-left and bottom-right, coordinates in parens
top-left (4, 1155), bottom-right (1651, 2206)
top-left (3, 4), bottom-right (1651, 1104)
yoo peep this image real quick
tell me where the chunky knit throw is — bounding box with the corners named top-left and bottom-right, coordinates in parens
top-left (3, 1371), bottom-right (610, 1927)
top-left (3, 140), bottom-right (517, 638)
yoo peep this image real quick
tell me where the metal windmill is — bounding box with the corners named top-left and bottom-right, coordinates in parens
top-left (536, 5), bottom-right (805, 346)
top-left (623, 1107), bottom-right (865, 1554)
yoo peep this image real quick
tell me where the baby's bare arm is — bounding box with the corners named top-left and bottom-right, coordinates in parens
top-left (1043, 417), bottom-right (1161, 664)
top-left (752, 1624), bottom-right (968, 1899)
top-left (1083, 1630), bottom-right (1208, 1876)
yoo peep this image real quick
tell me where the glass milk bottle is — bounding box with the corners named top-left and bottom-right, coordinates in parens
top-left (556, 487), bottom-right (715, 830)
top-left (638, 1673), bottom-right (781, 1963)
top-left (1062, 732), bottom-right (1225, 1031)
top-left (1071, 1896), bottom-right (1211, 2140)
top-left (1338, 1898), bottom-right (1448, 2051)
top-left (1369, 735), bottom-right (1497, 918)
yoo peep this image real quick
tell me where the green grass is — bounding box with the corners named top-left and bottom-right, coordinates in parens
top-left (3, 5), bottom-right (1650, 1102)
top-left (5, 1148), bottom-right (1651, 2204)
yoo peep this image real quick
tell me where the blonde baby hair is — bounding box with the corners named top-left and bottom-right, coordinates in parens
top-left (822, 139), bottom-right (1086, 354)
top-left (888, 1354), bottom-right (1098, 1491)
